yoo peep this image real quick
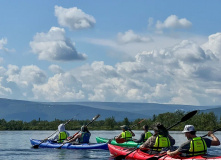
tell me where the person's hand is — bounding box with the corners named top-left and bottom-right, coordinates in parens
top-left (207, 131), bottom-right (214, 137)
top-left (43, 138), bottom-right (48, 141)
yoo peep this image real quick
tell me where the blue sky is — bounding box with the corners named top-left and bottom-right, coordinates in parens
top-left (0, 0), bottom-right (221, 106)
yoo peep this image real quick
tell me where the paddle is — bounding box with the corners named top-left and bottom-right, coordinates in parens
top-left (115, 118), bottom-right (146, 143)
top-left (114, 110), bottom-right (198, 160)
top-left (57, 114), bottom-right (100, 149)
top-left (32, 118), bottom-right (74, 148)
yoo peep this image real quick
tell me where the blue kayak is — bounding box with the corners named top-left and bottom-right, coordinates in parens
top-left (30, 139), bottom-right (108, 150)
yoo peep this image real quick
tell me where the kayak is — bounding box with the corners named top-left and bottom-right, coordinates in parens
top-left (108, 144), bottom-right (221, 160)
top-left (96, 137), bottom-right (140, 147)
top-left (30, 139), bottom-right (108, 150)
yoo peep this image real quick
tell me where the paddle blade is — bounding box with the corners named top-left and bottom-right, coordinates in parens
top-left (93, 114), bottom-right (100, 121)
top-left (32, 145), bottom-right (39, 149)
top-left (116, 138), bottom-right (126, 143)
top-left (180, 110), bottom-right (198, 122)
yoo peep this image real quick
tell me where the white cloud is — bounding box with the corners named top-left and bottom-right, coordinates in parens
top-left (202, 32), bottom-right (221, 59)
top-left (49, 65), bottom-right (64, 74)
top-left (30, 27), bottom-right (87, 62)
top-left (156, 15), bottom-right (192, 30)
top-left (117, 30), bottom-right (152, 44)
top-left (0, 38), bottom-right (14, 53)
top-left (32, 73), bottom-right (84, 102)
top-left (2, 32), bottom-right (221, 105)
top-left (6, 64), bottom-right (47, 87)
top-left (55, 5), bottom-right (96, 30)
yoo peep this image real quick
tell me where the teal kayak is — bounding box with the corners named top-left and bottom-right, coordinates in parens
top-left (96, 137), bottom-right (140, 147)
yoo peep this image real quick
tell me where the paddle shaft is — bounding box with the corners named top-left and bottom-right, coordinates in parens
top-left (201, 127), bottom-right (221, 137)
top-left (130, 118), bottom-right (146, 129)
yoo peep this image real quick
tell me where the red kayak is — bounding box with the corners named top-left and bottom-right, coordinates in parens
top-left (108, 144), bottom-right (221, 160)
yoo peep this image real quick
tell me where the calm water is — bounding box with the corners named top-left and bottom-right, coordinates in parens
top-left (0, 130), bottom-right (221, 160)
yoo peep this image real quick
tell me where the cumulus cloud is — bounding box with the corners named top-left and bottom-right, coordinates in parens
top-left (156, 15), bottom-right (192, 30)
top-left (55, 5), bottom-right (96, 30)
top-left (6, 64), bottom-right (47, 87)
top-left (2, 32), bottom-right (221, 105)
top-left (117, 30), bottom-right (152, 44)
top-left (49, 65), bottom-right (64, 74)
top-left (32, 73), bottom-right (84, 101)
top-left (0, 38), bottom-right (14, 53)
top-left (202, 32), bottom-right (221, 59)
top-left (30, 27), bottom-right (87, 62)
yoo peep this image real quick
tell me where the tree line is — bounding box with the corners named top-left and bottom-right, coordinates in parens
top-left (0, 110), bottom-right (220, 131)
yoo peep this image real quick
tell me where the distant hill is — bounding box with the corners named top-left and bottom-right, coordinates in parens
top-left (0, 98), bottom-right (220, 121)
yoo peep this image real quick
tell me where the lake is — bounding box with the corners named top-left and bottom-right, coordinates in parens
top-left (0, 130), bottom-right (221, 160)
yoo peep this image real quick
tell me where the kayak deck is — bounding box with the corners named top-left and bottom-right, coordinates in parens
top-left (96, 136), bottom-right (140, 147)
top-left (30, 139), bottom-right (108, 150)
top-left (108, 144), bottom-right (221, 160)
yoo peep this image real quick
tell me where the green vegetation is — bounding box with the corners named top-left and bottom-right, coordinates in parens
top-left (0, 111), bottom-right (220, 131)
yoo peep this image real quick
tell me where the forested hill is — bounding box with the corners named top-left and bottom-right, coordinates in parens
top-left (0, 98), bottom-right (220, 122)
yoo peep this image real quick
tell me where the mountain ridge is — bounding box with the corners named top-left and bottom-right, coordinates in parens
top-left (0, 98), bottom-right (220, 121)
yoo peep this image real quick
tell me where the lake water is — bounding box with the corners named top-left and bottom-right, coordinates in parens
top-left (0, 130), bottom-right (221, 160)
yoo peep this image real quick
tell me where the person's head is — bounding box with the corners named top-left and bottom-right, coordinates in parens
top-left (81, 125), bottom-right (89, 132)
top-left (143, 125), bottom-right (149, 131)
top-left (120, 125), bottom-right (128, 131)
top-left (182, 125), bottom-right (196, 139)
top-left (58, 123), bottom-right (65, 132)
top-left (153, 122), bottom-right (168, 137)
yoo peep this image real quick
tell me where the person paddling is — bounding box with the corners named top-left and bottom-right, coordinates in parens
top-left (46, 123), bottom-right (69, 143)
top-left (115, 125), bottom-right (135, 141)
top-left (133, 125), bottom-right (152, 143)
top-left (167, 125), bottom-right (220, 157)
top-left (139, 122), bottom-right (175, 154)
top-left (64, 125), bottom-right (91, 144)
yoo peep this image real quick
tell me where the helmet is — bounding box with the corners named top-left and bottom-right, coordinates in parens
top-left (81, 125), bottom-right (87, 132)
top-left (120, 125), bottom-right (128, 130)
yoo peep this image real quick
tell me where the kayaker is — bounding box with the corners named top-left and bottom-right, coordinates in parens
top-left (139, 122), bottom-right (175, 154)
top-left (167, 125), bottom-right (220, 157)
top-left (64, 125), bottom-right (91, 144)
top-left (115, 125), bottom-right (135, 141)
top-left (46, 123), bottom-right (69, 143)
top-left (133, 125), bottom-right (152, 143)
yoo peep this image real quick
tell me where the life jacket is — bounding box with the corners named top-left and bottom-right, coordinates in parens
top-left (188, 137), bottom-right (207, 156)
top-left (152, 135), bottom-right (170, 151)
top-left (78, 132), bottom-right (91, 143)
top-left (144, 131), bottom-right (152, 142)
top-left (121, 131), bottom-right (132, 141)
top-left (57, 131), bottom-right (68, 143)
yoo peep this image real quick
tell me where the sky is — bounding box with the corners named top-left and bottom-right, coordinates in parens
top-left (0, 0), bottom-right (221, 106)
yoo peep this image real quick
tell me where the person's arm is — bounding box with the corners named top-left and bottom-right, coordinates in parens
top-left (167, 149), bottom-right (180, 157)
top-left (168, 134), bottom-right (175, 146)
top-left (208, 131), bottom-right (220, 146)
top-left (47, 133), bottom-right (58, 141)
top-left (115, 133), bottom-right (122, 139)
top-left (139, 136), bottom-right (155, 149)
top-left (134, 133), bottom-right (145, 143)
top-left (129, 129), bottom-right (135, 137)
top-left (68, 133), bottom-right (81, 142)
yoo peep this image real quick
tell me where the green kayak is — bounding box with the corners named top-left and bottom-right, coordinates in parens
top-left (96, 137), bottom-right (141, 147)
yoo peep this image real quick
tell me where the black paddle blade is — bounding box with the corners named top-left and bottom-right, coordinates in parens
top-left (180, 110), bottom-right (198, 122)
top-left (114, 155), bottom-right (125, 160)
top-left (146, 157), bottom-right (158, 160)
top-left (32, 145), bottom-right (39, 149)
